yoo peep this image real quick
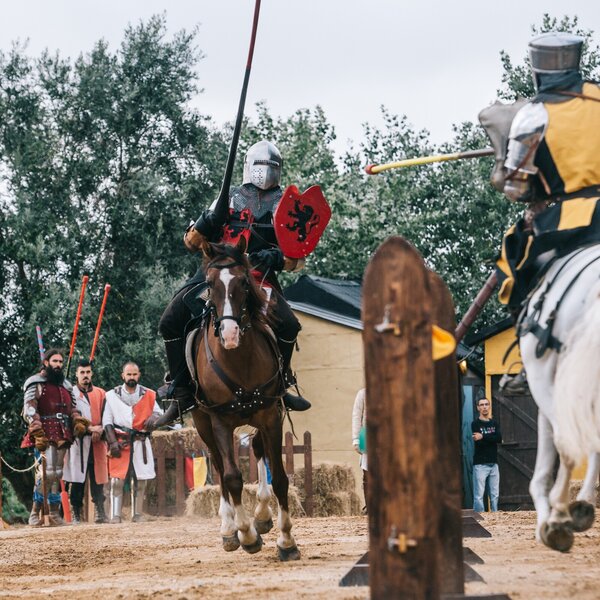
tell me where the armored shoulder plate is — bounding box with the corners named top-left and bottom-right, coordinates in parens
top-left (23, 374), bottom-right (46, 392)
top-left (505, 102), bottom-right (549, 172)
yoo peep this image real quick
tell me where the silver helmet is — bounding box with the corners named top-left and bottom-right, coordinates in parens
top-left (242, 141), bottom-right (282, 190)
top-left (529, 32), bottom-right (583, 74)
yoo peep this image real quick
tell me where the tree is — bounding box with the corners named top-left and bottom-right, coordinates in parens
top-left (0, 15), bottom-right (227, 503)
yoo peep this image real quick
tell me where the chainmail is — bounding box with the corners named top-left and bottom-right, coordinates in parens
top-left (230, 185), bottom-right (282, 220)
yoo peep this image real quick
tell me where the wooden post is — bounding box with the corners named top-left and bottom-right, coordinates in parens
top-left (429, 270), bottom-right (465, 595)
top-left (0, 452), bottom-right (4, 527)
top-left (284, 431), bottom-right (294, 482)
top-left (156, 446), bottom-right (166, 516)
top-left (175, 440), bottom-right (185, 515)
top-left (363, 237), bottom-right (440, 599)
top-left (303, 431), bottom-right (313, 517)
top-left (41, 453), bottom-right (50, 526)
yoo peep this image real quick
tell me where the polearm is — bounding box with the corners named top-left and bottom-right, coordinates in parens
top-left (65, 274), bottom-right (89, 380)
top-left (35, 326), bottom-right (45, 363)
top-left (365, 148), bottom-right (494, 175)
top-left (212, 0), bottom-right (262, 224)
top-left (89, 284), bottom-right (111, 363)
top-left (455, 271), bottom-right (499, 343)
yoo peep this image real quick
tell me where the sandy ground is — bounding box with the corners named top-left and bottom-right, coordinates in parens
top-left (0, 511), bottom-right (599, 599)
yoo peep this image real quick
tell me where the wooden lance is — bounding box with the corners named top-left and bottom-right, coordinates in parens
top-left (212, 0), bottom-right (262, 225)
top-left (66, 275), bottom-right (89, 380)
top-left (365, 148), bottom-right (494, 175)
top-left (455, 271), bottom-right (499, 343)
top-left (90, 284), bottom-right (111, 363)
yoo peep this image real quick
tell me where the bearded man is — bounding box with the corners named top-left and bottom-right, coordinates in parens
top-left (103, 361), bottom-right (162, 523)
top-left (21, 348), bottom-right (76, 526)
top-left (63, 359), bottom-right (109, 524)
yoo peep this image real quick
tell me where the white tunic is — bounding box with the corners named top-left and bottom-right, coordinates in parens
top-left (63, 386), bottom-right (100, 483)
top-left (103, 384), bottom-right (162, 480)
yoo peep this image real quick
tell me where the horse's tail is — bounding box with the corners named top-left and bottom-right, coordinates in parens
top-left (554, 289), bottom-right (600, 464)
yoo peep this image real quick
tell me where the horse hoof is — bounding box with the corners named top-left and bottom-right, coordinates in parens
top-left (277, 545), bottom-right (301, 561)
top-left (222, 534), bottom-right (241, 552)
top-left (254, 517), bottom-right (273, 535)
top-left (569, 501), bottom-right (595, 532)
top-left (241, 533), bottom-right (263, 554)
top-left (540, 521), bottom-right (574, 553)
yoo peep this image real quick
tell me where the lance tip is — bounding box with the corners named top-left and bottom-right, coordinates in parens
top-left (365, 164), bottom-right (375, 175)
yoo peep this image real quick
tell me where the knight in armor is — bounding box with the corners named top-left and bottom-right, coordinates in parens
top-left (63, 359), bottom-right (109, 524)
top-left (21, 348), bottom-right (76, 526)
top-left (486, 32), bottom-right (600, 393)
top-left (151, 140), bottom-right (310, 428)
top-left (102, 361), bottom-right (161, 523)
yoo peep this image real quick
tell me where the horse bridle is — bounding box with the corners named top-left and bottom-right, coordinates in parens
top-left (205, 258), bottom-right (252, 338)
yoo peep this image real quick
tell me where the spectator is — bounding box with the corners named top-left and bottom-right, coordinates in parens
top-left (352, 388), bottom-right (368, 514)
top-left (471, 397), bottom-right (502, 512)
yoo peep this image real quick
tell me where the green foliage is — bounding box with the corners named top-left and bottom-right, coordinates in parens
top-left (1, 476), bottom-right (29, 523)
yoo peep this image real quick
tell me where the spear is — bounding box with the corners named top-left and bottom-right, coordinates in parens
top-left (365, 148), bottom-right (494, 175)
top-left (35, 326), bottom-right (45, 363)
top-left (66, 275), bottom-right (89, 380)
top-left (89, 284), bottom-right (111, 363)
top-left (212, 0), bottom-right (262, 225)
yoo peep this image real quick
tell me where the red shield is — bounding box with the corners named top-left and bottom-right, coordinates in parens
top-left (274, 185), bottom-right (331, 258)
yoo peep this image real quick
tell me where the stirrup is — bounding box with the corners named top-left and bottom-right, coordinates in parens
top-left (283, 392), bottom-right (311, 412)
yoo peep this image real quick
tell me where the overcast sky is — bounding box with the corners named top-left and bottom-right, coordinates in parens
top-left (2, 1), bottom-right (599, 154)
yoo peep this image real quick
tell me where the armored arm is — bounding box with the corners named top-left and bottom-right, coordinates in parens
top-left (503, 102), bottom-right (549, 202)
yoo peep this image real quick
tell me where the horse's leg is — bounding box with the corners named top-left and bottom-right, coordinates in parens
top-left (570, 452), bottom-right (599, 532)
top-left (192, 410), bottom-right (239, 551)
top-left (264, 410), bottom-right (300, 561)
top-left (542, 454), bottom-right (575, 552)
top-left (529, 412), bottom-right (557, 542)
top-left (252, 433), bottom-right (273, 534)
top-left (211, 417), bottom-right (262, 554)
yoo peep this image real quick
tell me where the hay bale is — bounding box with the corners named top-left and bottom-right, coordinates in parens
top-left (185, 484), bottom-right (304, 518)
top-left (151, 427), bottom-right (206, 455)
top-left (295, 462), bottom-right (360, 517)
top-left (313, 491), bottom-right (362, 517)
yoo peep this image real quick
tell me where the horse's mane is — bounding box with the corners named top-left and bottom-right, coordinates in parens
top-left (203, 243), bottom-right (274, 330)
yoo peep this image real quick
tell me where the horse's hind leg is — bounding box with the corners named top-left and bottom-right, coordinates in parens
top-left (264, 411), bottom-right (300, 561)
top-left (529, 412), bottom-right (557, 542)
top-left (570, 452), bottom-right (598, 532)
top-left (211, 418), bottom-right (262, 554)
top-left (542, 454), bottom-right (575, 552)
top-left (252, 433), bottom-right (273, 534)
top-left (192, 410), bottom-right (239, 551)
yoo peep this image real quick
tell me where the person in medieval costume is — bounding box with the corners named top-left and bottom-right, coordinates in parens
top-left (482, 32), bottom-right (600, 394)
top-left (63, 359), bottom-right (109, 524)
top-left (21, 348), bottom-right (78, 526)
top-left (149, 140), bottom-right (310, 429)
top-left (103, 361), bottom-right (161, 523)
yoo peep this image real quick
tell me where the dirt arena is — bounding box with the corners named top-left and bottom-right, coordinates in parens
top-left (1, 511), bottom-right (599, 599)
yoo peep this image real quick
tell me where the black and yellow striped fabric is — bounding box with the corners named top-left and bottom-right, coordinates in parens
top-left (496, 82), bottom-right (600, 308)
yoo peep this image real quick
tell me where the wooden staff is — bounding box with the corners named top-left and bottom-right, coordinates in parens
top-left (35, 326), bottom-right (45, 363)
top-left (66, 275), bottom-right (89, 379)
top-left (213, 0), bottom-right (262, 224)
top-left (455, 271), bottom-right (499, 343)
top-left (89, 284), bottom-right (111, 362)
top-left (365, 148), bottom-right (494, 175)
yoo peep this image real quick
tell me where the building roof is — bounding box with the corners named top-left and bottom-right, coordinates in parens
top-left (465, 317), bottom-right (513, 346)
top-left (283, 275), bottom-right (478, 362)
top-left (284, 275), bottom-right (362, 330)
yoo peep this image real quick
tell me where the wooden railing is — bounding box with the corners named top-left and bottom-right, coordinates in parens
top-left (150, 431), bottom-right (313, 517)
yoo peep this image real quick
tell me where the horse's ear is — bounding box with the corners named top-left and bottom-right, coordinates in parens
top-left (236, 236), bottom-right (248, 255)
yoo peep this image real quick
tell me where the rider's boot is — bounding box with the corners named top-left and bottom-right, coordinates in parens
top-left (499, 368), bottom-right (529, 396)
top-left (278, 338), bottom-right (311, 412)
top-left (145, 339), bottom-right (197, 430)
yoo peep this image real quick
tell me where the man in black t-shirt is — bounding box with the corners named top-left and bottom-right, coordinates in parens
top-left (471, 397), bottom-right (502, 512)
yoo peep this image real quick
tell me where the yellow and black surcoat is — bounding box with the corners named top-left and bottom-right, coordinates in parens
top-left (497, 82), bottom-right (600, 309)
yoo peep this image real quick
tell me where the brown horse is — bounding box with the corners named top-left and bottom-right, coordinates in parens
top-left (190, 240), bottom-right (300, 561)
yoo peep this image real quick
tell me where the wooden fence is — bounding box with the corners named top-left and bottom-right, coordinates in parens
top-left (150, 430), bottom-right (313, 517)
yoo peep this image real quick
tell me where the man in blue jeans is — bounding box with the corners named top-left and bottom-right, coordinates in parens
top-left (471, 397), bottom-right (502, 512)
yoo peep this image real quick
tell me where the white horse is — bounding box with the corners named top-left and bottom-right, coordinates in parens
top-left (520, 244), bottom-right (600, 552)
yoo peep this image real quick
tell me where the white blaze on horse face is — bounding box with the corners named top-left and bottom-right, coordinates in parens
top-left (218, 268), bottom-right (240, 349)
